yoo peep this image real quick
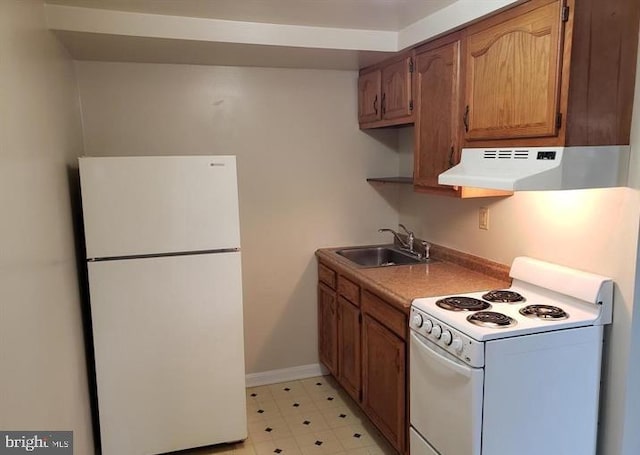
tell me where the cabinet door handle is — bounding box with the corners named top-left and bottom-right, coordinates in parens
top-left (373, 94), bottom-right (378, 114)
top-left (381, 92), bottom-right (386, 115)
top-left (463, 105), bottom-right (469, 132)
top-left (449, 146), bottom-right (456, 167)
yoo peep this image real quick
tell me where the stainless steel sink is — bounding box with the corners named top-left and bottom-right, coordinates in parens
top-left (336, 246), bottom-right (431, 267)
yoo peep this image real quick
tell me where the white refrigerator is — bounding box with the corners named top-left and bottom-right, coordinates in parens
top-left (79, 156), bottom-right (247, 455)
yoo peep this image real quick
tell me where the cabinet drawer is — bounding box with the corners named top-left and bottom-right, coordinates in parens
top-left (318, 263), bottom-right (337, 289)
top-left (362, 290), bottom-right (406, 340)
top-left (338, 275), bottom-right (360, 306)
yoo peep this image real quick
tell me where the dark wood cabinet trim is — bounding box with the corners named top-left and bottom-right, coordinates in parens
top-left (318, 262), bottom-right (337, 289)
top-left (362, 290), bottom-right (407, 340)
top-left (338, 275), bottom-right (361, 306)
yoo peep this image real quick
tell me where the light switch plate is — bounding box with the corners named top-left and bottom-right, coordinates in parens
top-left (479, 207), bottom-right (489, 230)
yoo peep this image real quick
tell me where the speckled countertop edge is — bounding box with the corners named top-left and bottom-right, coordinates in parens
top-left (316, 243), bottom-right (511, 313)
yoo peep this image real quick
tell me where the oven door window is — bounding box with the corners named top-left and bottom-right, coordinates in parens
top-left (410, 331), bottom-right (484, 455)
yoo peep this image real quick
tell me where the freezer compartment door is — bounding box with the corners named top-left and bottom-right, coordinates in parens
top-left (88, 252), bottom-right (246, 455)
top-left (79, 155), bottom-right (240, 258)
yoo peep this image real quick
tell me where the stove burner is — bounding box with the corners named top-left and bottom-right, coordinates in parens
top-left (436, 296), bottom-right (491, 312)
top-left (467, 311), bottom-right (517, 328)
top-left (519, 304), bottom-right (569, 320)
top-left (482, 290), bottom-right (526, 303)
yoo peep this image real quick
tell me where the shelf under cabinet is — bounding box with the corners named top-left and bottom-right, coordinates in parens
top-left (366, 177), bottom-right (413, 185)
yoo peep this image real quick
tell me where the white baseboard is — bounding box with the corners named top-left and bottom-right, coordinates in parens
top-left (245, 363), bottom-right (329, 388)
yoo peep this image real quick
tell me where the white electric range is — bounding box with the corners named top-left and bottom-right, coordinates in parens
top-left (409, 256), bottom-right (613, 455)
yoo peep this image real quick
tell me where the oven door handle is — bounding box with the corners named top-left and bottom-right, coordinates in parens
top-left (410, 332), bottom-right (472, 378)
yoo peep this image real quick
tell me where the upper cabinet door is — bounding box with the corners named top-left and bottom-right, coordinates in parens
top-left (464, 0), bottom-right (564, 141)
top-left (358, 69), bottom-right (382, 124)
top-left (414, 38), bottom-right (461, 191)
top-left (381, 56), bottom-right (413, 120)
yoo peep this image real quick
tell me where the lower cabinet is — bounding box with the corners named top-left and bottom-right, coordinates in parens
top-left (362, 310), bottom-right (406, 453)
top-left (318, 282), bottom-right (338, 376)
top-left (337, 296), bottom-right (361, 401)
top-left (317, 261), bottom-right (408, 454)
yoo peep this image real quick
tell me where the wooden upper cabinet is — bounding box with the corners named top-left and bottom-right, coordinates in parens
top-left (357, 0), bottom-right (640, 147)
top-left (381, 55), bottom-right (413, 121)
top-left (413, 34), bottom-right (510, 198)
top-left (563, 0), bottom-right (640, 146)
top-left (358, 70), bottom-right (382, 124)
top-left (414, 36), bottom-right (461, 192)
top-left (358, 52), bottom-right (414, 128)
top-left (353, 0), bottom-right (640, 197)
top-left (464, 0), bottom-right (564, 141)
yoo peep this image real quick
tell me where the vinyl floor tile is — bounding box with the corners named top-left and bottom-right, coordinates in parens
top-left (295, 430), bottom-right (344, 455)
top-left (247, 385), bottom-right (275, 401)
top-left (332, 425), bottom-right (378, 450)
top-left (284, 410), bottom-right (331, 435)
top-left (311, 392), bottom-right (349, 410)
top-left (181, 376), bottom-right (394, 455)
top-left (253, 437), bottom-right (302, 455)
top-left (165, 376), bottom-right (397, 455)
top-left (275, 396), bottom-right (320, 416)
top-left (248, 417), bottom-right (294, 442)
top-left (247, 399), bottom-right (281, 422)
top-left (269, 381), bottom-right (311, 400)
top-left (319, 407), bottom-right (367, 429)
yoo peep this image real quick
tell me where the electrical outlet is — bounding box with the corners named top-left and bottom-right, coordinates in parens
top-left (479, 207), bottom-right (489, 230)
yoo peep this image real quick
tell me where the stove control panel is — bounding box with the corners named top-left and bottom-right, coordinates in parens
top-left (409, 307), bottom-right (484, 368)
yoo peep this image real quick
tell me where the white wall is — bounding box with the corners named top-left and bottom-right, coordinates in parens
top-left (0, 1), bottom-right (93, 453)
top-left (620, 34), bottom-right (640, 454)
top-left (622, 227), bottom-right (640, 454)
top-left (73, 61), bottom-right (401, 374)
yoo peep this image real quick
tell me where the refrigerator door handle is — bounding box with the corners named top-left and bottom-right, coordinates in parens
top-left (87, 248), bottom-right (240, 262)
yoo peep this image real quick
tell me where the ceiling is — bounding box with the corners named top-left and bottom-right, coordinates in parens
top-left (45, 0), bottom-right (518, 69)
top-left (45, 0), bottom-right (458, 31)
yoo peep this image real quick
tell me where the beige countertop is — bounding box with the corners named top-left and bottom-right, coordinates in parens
top-left (316, 244), bottom-right (511, 312)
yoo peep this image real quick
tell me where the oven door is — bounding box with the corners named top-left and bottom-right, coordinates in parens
top-left (410, 331), bottom-right (484, 455)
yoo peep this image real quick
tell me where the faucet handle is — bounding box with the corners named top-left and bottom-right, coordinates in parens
top-left (398, 224), bottom-right (415, 247)
top-left (398, 224), bottom-right (413, 235)
top-left (420, 241), bottom-right (431, 260)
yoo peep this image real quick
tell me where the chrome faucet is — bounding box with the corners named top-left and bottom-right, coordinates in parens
top-left (398, 224), bottom-right (415, 252)
top-left (378, 225), bottom-right (431, 261)
top-left (378, 224), bottom-right (415, 253)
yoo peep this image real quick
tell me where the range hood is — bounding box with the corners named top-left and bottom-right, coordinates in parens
top-left (438, 146), bottom-right (630, 191)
